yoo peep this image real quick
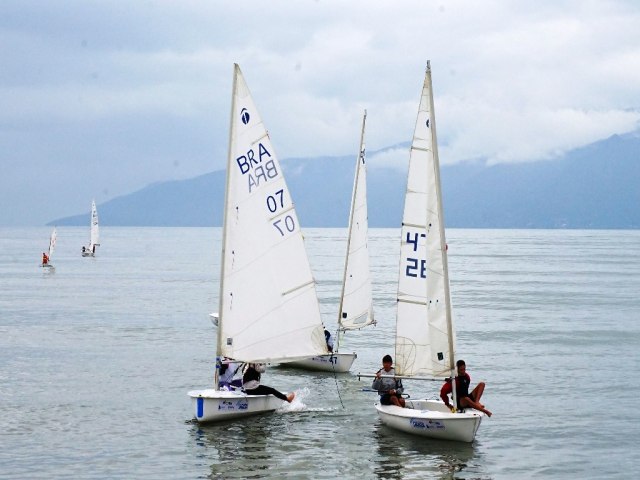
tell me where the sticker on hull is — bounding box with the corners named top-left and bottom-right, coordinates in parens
top-left (410, 418), bottom-right (445, 430)
top-left (217, 399), bottom-right (249, 411)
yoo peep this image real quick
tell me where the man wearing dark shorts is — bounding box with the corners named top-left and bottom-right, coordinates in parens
top-left (440, 359), bottom-right (492, 417)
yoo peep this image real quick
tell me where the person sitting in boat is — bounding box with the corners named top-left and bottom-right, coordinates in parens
top-left (324, 329), bottom-right (334, 353)
top-left (372, 354), bottom-right (405, 408)
top-left (42, 252), bottom-right (49, 265)
top-left (440, 359), bottom-right (492, 417)
top-left (82, 246), bottom-right (86, 254)
top-left (242, 363), bottom-right (295, 403)
top-left (218, 357), bottom-right (243, 390)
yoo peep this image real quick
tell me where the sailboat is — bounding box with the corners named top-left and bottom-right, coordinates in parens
top-left (188, 64), bottom-right (330, 422)
top-left (372, 62), bottom-right (485, 442)
top-left (286, 111), bottom-right (375, 373)
top-left (41, 227), bottom-right (57, 269)
top-left (81, 200), bottom-right (99, 257)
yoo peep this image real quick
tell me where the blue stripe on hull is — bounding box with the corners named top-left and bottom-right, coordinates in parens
top-left (197, 397), bottom-right (204, 418)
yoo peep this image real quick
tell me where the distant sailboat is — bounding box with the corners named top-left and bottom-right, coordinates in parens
top-left (41, 227), bottom-right (57, 269)
top-left (188, 64), bottom-right (329, 422)
top-left (286, 111), bottom-right (375, 373)
top-left (82, 200), bottom-right (99, 257)
top-left (365, 62), bottom-right (485, 442)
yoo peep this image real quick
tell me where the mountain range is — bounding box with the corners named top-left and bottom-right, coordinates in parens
top-left (50, 131), bottom-right (640, 229)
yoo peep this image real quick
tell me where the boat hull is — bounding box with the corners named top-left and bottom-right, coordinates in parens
top-left (280, 353), bottom-right (356, 373)
top-left (376, 399), bottom-right (483, 442)
top-left (188, 389), bottom-right (285, 423)
top-left (81, 252), bottom-right (95, 257)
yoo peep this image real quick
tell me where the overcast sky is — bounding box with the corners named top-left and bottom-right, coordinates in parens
top-left (2, 0), bottom-right (639, 225)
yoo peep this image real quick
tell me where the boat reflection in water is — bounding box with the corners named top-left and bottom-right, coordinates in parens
top-left (373, 423), bottom-right (476, 479)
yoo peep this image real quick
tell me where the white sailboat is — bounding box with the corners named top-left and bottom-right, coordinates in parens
top-left (373, 62), bottom-right (485, 442)
top-left (188, 64), bottom-right (329, 422)
top-left (81, 200), bottom-right (99, 257)
top-left (286, 111), bottom-right (375, 373)
top-left (41, 227), bottom-right (57, 269)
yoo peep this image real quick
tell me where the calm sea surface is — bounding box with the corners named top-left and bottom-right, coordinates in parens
top-left (1, 227), bottom-right (639, 479)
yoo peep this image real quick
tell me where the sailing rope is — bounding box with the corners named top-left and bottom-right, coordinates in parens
top-left (331, 356), bottom-right (345, 409)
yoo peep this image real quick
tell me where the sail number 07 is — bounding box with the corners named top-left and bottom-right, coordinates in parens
top-left (267, 189), bottom-right (296, 236)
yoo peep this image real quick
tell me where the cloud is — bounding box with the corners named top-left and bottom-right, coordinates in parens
top-left (368, 147), bottom-right (410, 170)
top-left (1, 0), bottom-right (640, 224)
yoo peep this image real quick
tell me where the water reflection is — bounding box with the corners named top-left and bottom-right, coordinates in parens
top-left (373, 423), bottom-right (479, 479)
top-left (191, 416), bottom-right (275, 479)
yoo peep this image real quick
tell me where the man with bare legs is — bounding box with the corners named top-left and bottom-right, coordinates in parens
top-left (440, 359), bottom-right (492, 417)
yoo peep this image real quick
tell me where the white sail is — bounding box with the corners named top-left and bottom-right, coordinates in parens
top-left (338, 111), bottom-right (374, 331)
top-left (89, 200), bottom-right (99, 250)
top-left (394, 63), bottom-right (455, 378)
top-left (48, 227), bottom-right (57, 258)
top-left (217, 64), bottom-right (328, 364)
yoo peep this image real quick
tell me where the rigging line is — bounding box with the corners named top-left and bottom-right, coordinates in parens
top-left (330, 356), bottom-right (345, 409)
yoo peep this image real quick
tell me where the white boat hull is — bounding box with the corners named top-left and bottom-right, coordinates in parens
top-left (375, 399), bottom-right (484, 443)
top-left (281, 353), bottom-right (356, 373)
top-left (82, 252), bottom-right (95, 257)
top-left (188, 389), bottom-right (285, 423)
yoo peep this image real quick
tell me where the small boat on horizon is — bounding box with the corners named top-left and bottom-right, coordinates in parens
top-left (41, 227), bottom-right (57, 270)
top-left (81, 200), bottom-right (100, 257)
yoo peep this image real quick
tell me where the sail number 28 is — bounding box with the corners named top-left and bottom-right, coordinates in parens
top-left (405, 231), bottom-right (426, 278)
top-left (267, 189), bottom-right (296, 236)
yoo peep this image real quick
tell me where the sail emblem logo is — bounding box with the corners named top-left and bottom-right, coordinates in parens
top-left (241, 108), bottom-right (251, 125)
top-left (426, 118), bottom-right (430, 128)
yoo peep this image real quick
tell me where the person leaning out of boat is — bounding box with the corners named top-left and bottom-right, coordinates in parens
top-left (242, 363), bottom-right (295, 403)
top-left (372, 354), bottom-right (406, 408)
top-left (440, 359), bottom-right (492, 417)
top-left (218, 357), bottom-right (243, 390)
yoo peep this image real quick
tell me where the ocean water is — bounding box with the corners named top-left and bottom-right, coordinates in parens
top-left (1, 227), bottom-right (639, 479)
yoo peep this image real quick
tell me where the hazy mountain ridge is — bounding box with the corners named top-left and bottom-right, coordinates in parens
top-left (50, 132), bottom-right (640, 229)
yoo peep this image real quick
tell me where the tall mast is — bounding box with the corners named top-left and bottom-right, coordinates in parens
top-left (214, 64), bottom-right (239, 390)
top-left (425, 61), bottom-right (457, 406)
top-left (336, 110), bottom-right (367, 351)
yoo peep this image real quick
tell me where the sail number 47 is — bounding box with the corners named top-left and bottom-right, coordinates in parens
top-left (405, 231), bottom-right (426, 278)
top-left (267, 189), bottom-right (296, 236)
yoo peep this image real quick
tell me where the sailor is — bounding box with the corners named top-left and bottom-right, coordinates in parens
top-left (324, 329), bottom-right (334, 353)
top-left (242, 363), bottom-right (295, 403)
top-left (218, 357), bottom-right (243, 390)
top-left (440, 359), bottom-right (492, 416)
top-left (372, 354), bottom-right (405, 408)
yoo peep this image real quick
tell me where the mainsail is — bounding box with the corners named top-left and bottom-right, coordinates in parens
top-left (394, 62), bottom-right (455, 378)
top-left (217, 64), bottom-right (328, 364)
top-left (338, 111), bottom-right (374, 331)
top-left (48, 227), bottom-right (57, 258)
top-left (89, 200), bottom-right (99, 250)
